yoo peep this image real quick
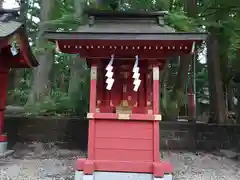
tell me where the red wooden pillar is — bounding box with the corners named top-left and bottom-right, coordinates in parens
top-left (0, 68), bottom-right (8, 141)
top-left (87, 64), bottom-right (97, 163)
top-left (152, 65), bottom-right (160, 163)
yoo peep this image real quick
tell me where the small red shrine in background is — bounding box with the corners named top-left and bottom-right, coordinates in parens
top-left (44, 10), bottom-right (207, 180)
top-left (0, 9), bottom-right (38, 154)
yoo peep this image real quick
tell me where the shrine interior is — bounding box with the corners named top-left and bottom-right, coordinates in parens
top-left (96, 59), bottom-right (160, 114)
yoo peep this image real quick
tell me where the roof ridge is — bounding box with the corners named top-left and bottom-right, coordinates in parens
top-left (0, 8), bottom-right (20, 14)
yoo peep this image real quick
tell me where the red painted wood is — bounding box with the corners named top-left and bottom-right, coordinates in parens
top-left (95, 138), bottom-right (153, 150)
top-left (89, 78), bottom-right (97, 111)
top-left (105, 86), bottom-right (111, 106)
top-left (96, 63), bottom-right (154, 110)
top-left (152, 66), bottom-right (160, 162)
top-left (99, 107), bottom-right (116, 113)
top-left (0, 70), bottom-right (8, 135)
top-left (129, 113), bottom-right (154, 120)
top-left (80, 56), bottom-right (173, 176)
top-left (0, 52), bottom-right (26, 68)
top-left (95, 160), bottom-right (153, 173)
top-left (153, 121), bottom-right (160, 162)
top-left (76, 158), bottom-right (173, 176)
top-left (95, 149), bottom-right (153, 161)
top-left (0, 111), bottom-right (4, 135)
top-left (57, 40), bottom-right (196, 58)
top-left (138, 72), bottom-right (145, 107)
top-left (0, 32), bottom-right (37, 144)
top-left (110, 70), bottom-right (122, 107)
top-left (132, 107), bottom-right (148, 114)
top-left (95, 120), bottom-right (153, 139)
top-left (0, 46), bottom-right (32, 68)
top-left (153, 83), bottom-right (159, 113)
top-left (0, 134), bottom-right (7, 142)
top-left (92, 113), bottom-right (156, 121)
top-left (127, 79), bottom-right (138, 107)
top-left (93, 120), bottom-right (154, 164)
top-left (146, 71), bottom-right (152, 111)
top-left (18, 31), bottom-right (35, 67)
top-left (0, 38), bottom-right (11, 49)
top-left (93, 113), bottom-right (118, 119)
top-left (88, 120), bottom-right (96, 160)
top-left (96, 69), bottom-right (103, 106)
top-left (88, 65), bottom-right (98, 160)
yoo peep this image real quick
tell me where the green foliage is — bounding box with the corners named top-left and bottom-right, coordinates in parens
top-left (24, 88), bottom-right (89, 117)
top-left (165, 11), bottom-right (197, 31)
top-left (24, 92), bottom-right (71, 116)
top-left (8, 89), bottom-right (29, 106)
top-left (7, 0), bottom-right (240, 119)
top-left (161, 89), bottom-right (187, 120)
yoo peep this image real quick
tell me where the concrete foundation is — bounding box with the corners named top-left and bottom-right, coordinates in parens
top-left (75, 171), bottom-right (173, 180)
top-left (0, 141), bottom-right (7, 154)
top-left (0, 141), bottom-right (13, 158)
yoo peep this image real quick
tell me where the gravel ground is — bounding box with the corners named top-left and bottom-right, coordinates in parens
top-left (163, 151), bottom-right (240, 180)
top-left (0, 143), bottom-right (85, 180)
top-left (0, 143), bottom-right (240, 180)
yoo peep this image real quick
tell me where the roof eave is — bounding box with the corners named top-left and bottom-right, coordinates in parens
top-left (0, 24), bottom-right (22, 40)
top-left (43, 31), bottom-right (208, 42)
top-left (20, 29), bottom-right (39, 67)
top-left (84, 8), bottom-right (169, 18)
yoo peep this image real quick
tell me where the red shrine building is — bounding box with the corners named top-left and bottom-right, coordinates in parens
top-left (0, 9), bottom-right (38, 154)
top-left (44, 10), bottom-right (207, 180)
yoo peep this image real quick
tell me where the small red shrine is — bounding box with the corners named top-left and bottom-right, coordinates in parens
top-left (44, 10), bottom-right (207, 180)
top-left (0, 9), bottom-right (38, 154)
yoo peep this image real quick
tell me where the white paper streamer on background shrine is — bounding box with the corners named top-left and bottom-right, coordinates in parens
top-left (105, 54), bottom-right (115, 90)
top-left (133, 55), bottom-right (141, 91)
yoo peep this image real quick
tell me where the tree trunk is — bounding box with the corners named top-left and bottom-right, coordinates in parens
top-left (67, 0), bottom-right (87, 106)
top-left (27, 0), bottom-right (55, 104)
top-left (171, 55), bottom-right (191, 100)
top-left (68, 0), bottom-right (87, 91)
top-left (68, 57), bottom-right (85, 95)
top-left (207, 33), bottom-right (227, 124)
top-left (236, 83), bottom-right (240, 124)
top-left (170, 0), bottom-right (196, 120)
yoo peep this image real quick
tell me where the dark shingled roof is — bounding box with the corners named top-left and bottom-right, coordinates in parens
top-left (0, 20), bottom-right (22, 38)
top-left (0, 8), bottom-right (22, 38)
top-left (0, 8), bottom-right (38, 67)
top-left (76, 10), bottom-right (175, 34)
top-left (43, 9), bottom-right (207, 41)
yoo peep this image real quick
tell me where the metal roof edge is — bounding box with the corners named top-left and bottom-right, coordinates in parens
top-left (43, 31), bottom-right (208, 37)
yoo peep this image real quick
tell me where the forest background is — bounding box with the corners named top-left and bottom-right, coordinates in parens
top-left (2, 0), bottom-right (240, 124)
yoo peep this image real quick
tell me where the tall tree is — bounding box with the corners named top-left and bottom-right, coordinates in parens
top-left (206, 3), bottom-right (228, 124)
top-left (27, 0), bottom-right (55, 104)
top-left (67, 0), bottom-right (89, 114)
top-left (169, 0), bottom-right (197, 120)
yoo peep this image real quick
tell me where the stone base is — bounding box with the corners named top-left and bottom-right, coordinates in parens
top-left (75, 171), bottom-right (173, 180)
top-left (0, 141), bottom-right (14, 158)
top-left (0, 150), bottom-right (14, 158)
top-left (0, 141), bottom-right (7, 154)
